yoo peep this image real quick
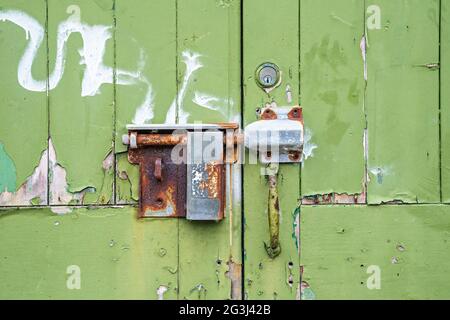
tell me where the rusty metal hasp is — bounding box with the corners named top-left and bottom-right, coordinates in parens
top-left (244, 106), bottom-right (304, 163)
top-left (244, 106), bottom-right (304, 259)
top-left (122, 124), bottom-right (239, 221)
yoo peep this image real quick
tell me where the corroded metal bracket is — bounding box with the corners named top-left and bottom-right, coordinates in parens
top-left (244, 106), bottom-right (304, 259)
top-left (127, 143), bottom-right (186, 218)
top-left (245, 106), bottom-right (304, 164)
top-left (265, 163), bottom-right (281, 259)
top-left (123, 124), bottom-right (239, 221)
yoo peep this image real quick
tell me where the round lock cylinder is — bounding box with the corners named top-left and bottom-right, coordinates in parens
top-left (255, 62), bottom-right (280, 89)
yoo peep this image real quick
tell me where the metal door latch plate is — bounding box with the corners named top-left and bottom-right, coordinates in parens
top-left (123, 123), bottom-right (239, 221)
top-left (245, 106), bottom-right (304, 164)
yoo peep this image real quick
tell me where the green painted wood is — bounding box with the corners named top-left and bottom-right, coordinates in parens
top-left (176, 0), bottom-right (242, 300)
top-left (48, 0), bottom-right (114, 205)
top-left (366, 0), bottom-right (440, 204)
top-left (0, 207), bottom-right (178, 299)
top-left (113, 0), bottom-right (180, 300)
top-left (174, 0), bottom-right (241, 125)
top-left (243, 0), bottom-right (300, 300)
top-left (0, 0), bottom-right (48, 205)
top-left (114, 0), bottom-right (177, 204)
top-left (300, 205), bottom-right (450, 299)
top-left (116, 153), bottom-right (138, 204)
top-left (300, 0), bottom-right (366, 197)
top-left (0, 0), bottom-right (448, 301)
top-left (441, 0), bottom-right (450, 202)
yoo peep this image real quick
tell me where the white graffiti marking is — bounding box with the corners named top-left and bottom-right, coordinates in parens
top-left (192, 92), bottom-right (237, 122)
top-left (0, 6), bottom-right (237, 206)
top-left (0, 6), bottom-right (155, 124)
top-left (1, 7), bottom-right (233, 126)
top-left (165, 51), bottom-right (203, 124)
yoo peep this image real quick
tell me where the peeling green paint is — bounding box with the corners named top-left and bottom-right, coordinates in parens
top-left (0, 142), bottom-right (16, 193)
top-left (115, 153), bottom-right (139, 204)
top-left (48, 0), bottom-right (115, 204)
top-left (300, 282), bottom-right (316, 300)
top-left (366, 0), bottom-right (440, 204)
top-left (0, 0), bottom-right (48, 197)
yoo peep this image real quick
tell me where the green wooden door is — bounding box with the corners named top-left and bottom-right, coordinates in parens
top-left (244, 0), bottom-right (450, 300)
top-left (0, 0), bottom-right (241, 300)
top-left (1, 0), bottom-right (450, 300)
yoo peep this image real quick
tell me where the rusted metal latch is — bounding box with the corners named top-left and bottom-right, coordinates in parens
top-left (244, 106), bottom-right (304, 258)
top-left (122, 123), bottom-right (240, 221)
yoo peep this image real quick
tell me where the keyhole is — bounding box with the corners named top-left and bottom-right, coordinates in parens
top-left (256, 62), bottom-right (280, 89)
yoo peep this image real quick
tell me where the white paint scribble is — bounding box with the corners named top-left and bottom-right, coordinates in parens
top-left (192, 92), bottom-right (238, 122)
top-left (0, 10), bottom-right (47, 92)
top-left (302, 127), bottom-right (318, 161)
top-left (1, 7), bottom-right (236, 126)
top-left (165, 51), bottom-right (203, 124)
top-left (0, 8), bottom-right (240, 208)
top-left (0, 6), bottom-right (155, 124)
top-left (130, 59), bottom-right (155, 125)
top-left (156, 285), bottom-right (168, 300)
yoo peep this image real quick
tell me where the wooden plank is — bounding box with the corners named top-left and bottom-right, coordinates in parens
top-left (176, 0), bottom-right (242, 300)
top-left (0, 207), bottom-right (178, 299)
top-left (0, 0), bottom-right (48, 206)
top-left (243, 0), bottom-right (300, 300)
top-left (114, 0), bottom-right (179, 300)
top-left (441, 0), bottom-right (450, 202)
top-left (300, 0), bottom-right (366, 198)
top-left (114, 0), bottom-right (178, 204)
top-left (366, 0), bottom-right (440, 203)
top-left (300, 205), bottom-right (450, 299)
top-left (48, 0), bottom-right (114, 205)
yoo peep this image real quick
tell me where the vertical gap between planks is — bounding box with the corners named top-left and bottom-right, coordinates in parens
top-left (298, 0), bottom-right (302, 197)
top-left (363, 0), bottom-right (368, 205)
top-left (297, 0), bottom-right (302, 300)
top-left (175, 0), bottom-right (180, 299)
top-left (45, 0), bottom-right (50, 206)
top-left (112, 0), bottom-right (117, 205)
top-left (175, 0), bottom-right (180, 125)
top-left (440, 0), bottom-right (443, 202)
top-left (239, 0), bottom-right (245, 300)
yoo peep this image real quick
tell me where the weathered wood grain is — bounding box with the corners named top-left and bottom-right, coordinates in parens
top-left (177, 0), bottom-right (242, 300)
top-left (0, 207), bottom-right (178, 299)
top-left (243, 0), bottom-right (300, 300)
top-left (48, 0), bottom-right (115, 205)
top-left (300, 0), bottom-right (366, 198)
top-left (366, 0), bottom-right (440, 203)
top-left (301, 205), bottom-right (450, 299)
top-left (0, 0), bottom-right (48, 205)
